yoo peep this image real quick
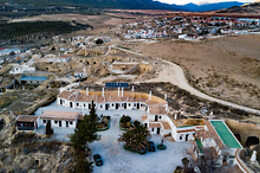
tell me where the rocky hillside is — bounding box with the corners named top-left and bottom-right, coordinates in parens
top-left (218, 1), bottom-right (260, 13)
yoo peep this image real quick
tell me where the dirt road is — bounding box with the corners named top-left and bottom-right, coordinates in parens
top-left (113, 45), bottom-right (260, 116)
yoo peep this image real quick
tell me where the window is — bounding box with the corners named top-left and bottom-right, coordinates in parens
top-left (180, 136), bottom-right (182, 140)
top-left (134, 104), bottom-right (136, 107)
top-left (70, 122), bottom-right (73, 125)
top-left (76, 103), bottom-right (79, 106)
top-left (100, 105), bottom-right (103, 108)
top-left (55, 121), bottom-right (58, 124)
top-left (152, 128), bottom-right (154, 132)
top-left (83, 104), bottom-right (86, 107)
top-left (43, 120), bottom-right (46, 123)
top-left (159, 116), bottom-right (162, 119)
top-left (128, 103), bottom-right (131, 107)
top-left (112, 104), bottom-right (114, 107)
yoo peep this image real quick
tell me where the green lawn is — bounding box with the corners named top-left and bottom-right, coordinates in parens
top-left (210, 121), bottom-right (241, 148)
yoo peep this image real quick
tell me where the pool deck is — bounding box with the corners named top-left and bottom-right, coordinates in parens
top-left (210, 120), bottom-right (242, 149)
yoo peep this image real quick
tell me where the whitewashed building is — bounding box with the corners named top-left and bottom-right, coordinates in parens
top-left (10, 64), bottom-right (36, 74)
top-left (39, 111), bottom-right (80, 128)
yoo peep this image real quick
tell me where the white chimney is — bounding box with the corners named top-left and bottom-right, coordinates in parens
top-left (86, 87), bottom-right (89, 96)
top-left (102, 87), bottom-right (104, 97)
top-left (149, 91), bottom-right (152, 100)
top-left (164, 93), bottom-right (167, 100)
top-left (118, 87), bottom-right (120, 96)
top-left (174, 113), bottom-right (178, 120)
top-left (121, 87), bottom-right (124, 97)
top-left (132, 85), bottom-right (134, 92)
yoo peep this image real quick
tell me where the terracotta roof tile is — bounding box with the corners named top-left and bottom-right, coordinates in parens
top-left (162, 122), bottom-right (171, 130)
top-left (149, 122), bottom-right (162, 128)
top-left (149, 106), bottom-right (168, 115)
top-left (40, 111), bottom-right (80, 121)
top-left (17, 115), bottom-right (39, 122)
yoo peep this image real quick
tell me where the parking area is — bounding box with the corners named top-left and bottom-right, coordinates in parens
top-left (90, 115), bottom-right (192, 173)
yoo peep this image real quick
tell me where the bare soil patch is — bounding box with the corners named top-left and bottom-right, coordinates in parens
top-left (128, 35), bottom-right (260, 109)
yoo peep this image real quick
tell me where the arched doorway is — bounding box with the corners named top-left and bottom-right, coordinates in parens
top-left (245, 136), bottom-right (259, 148)
top-left (234, 133), bottom-right (241, 142)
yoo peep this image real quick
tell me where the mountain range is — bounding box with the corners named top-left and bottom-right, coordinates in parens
top-left (0, 0), bottom-right (251, 12)
top-left (218, 1), bottom-right (260, 13)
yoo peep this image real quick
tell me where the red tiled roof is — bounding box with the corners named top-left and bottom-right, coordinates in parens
top-left (149, 122), bottom-right (162, 128)
top-left (40, 111), bottom-right (80, 121)
top-left (17, 115), bottom-right (39, 122)
top-left (162, 122), bottom-right (171, 130)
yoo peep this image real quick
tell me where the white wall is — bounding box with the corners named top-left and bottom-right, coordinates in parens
top-left (40, 119), bottom-right (76, 128)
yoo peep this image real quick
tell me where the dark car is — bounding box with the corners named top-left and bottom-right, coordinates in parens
top-left (148, 141), bottom-right (156, 152)
top-left (93, 154), bottom-right (103, 166)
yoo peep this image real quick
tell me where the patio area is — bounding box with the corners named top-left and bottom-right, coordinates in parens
top-left (90, 115), bottom-right (192, 173)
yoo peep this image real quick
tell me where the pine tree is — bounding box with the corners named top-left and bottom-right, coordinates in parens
top-left (72, 154), bottom-right (93, 173)
top-left (71, 101), bottom-right (98, 153)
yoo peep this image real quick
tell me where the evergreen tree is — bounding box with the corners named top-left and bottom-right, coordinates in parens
top-left (72, 154), bottom-right (93, 173)
top-left (71, 101), bottom-right (98, 153)
top-left (182, 158), bottom-right (189, 173)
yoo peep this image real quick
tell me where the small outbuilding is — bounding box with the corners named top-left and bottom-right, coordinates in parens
top-left (16, 115), bottom-right (40, 130)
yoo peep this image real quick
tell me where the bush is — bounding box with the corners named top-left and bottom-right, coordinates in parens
top-left (120, 115), bottom-right (131, 129)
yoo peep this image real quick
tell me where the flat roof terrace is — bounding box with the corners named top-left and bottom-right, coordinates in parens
top-left (210, 120), bottom-right (242, 149)
top-left (172, 119), bottom-right (205, 128)
top-left (20, 76), bottom-right (48, 81)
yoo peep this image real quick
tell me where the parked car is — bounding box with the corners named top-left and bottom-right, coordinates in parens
top-left (93, 154), bottom-right (103, 166)
top-left (148, 141), bottom-right (156, 152)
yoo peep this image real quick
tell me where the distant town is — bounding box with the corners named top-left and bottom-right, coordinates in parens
top-left (0, 3), bottom-right (260, 173)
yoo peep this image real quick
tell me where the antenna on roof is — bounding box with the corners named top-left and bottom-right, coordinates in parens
top-left (149, 91), bottom-right (152, 100)
top-left (132, 85), bottom-right (134, 92)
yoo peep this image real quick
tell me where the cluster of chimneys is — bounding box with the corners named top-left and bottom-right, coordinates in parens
top-left (85, 86), bottom-right (167, 100)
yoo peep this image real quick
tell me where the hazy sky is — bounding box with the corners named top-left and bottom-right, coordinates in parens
top-left (156, 0), bottom-right (256, 5)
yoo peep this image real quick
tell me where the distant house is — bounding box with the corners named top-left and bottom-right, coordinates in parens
top-left (16, 115), bottom-right (40, 130)
top-left (44, 54), bottom-right (57, 61)
top-left (58, 54), bottom-right (71, 63)
top-left (19, 76), bottom-right (48, 85)
top-left (10, 64), bottom-right (36, 74)
top-left (74, 68), bottom-right (87, 78)
top-left (110, 62), bottom-right (139, 75)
